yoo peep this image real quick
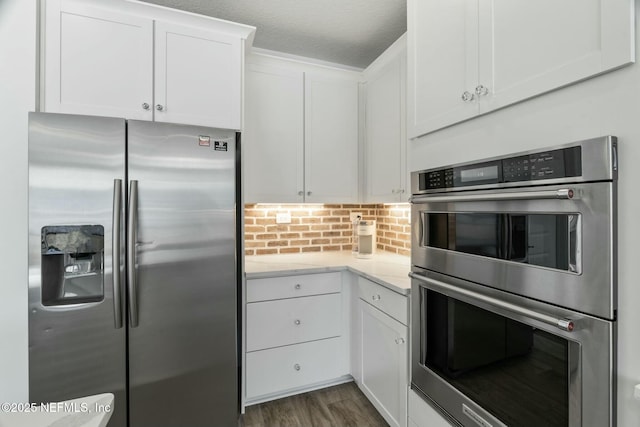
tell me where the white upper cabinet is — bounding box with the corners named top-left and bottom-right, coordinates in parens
top-left (244, 63), bottom-right (304, 203)
top-left (364, 36), bottom-right (408, 203)
top-left (479, 0), bottom-right (635, 113)
top-left (42, 0), bottom-right (254, 129)
top-left (244, 53), bottom-right (360, 203)
top-left (43, 0), bottom-right (154, 120)
top-left (408, 0), bottom-right (635, 138)
top-left (304, 72), bottom-right (359, 203)
top-left (154, 22), bottom-right (241, 129)
top-left (407, 0), bottom-right (478, 137)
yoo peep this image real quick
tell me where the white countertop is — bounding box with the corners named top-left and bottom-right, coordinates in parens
top-left (245, 251), bottom-right (411, 294)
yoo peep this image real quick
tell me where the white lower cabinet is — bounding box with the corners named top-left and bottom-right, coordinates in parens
top-left (244, 272), bottom-right (349, 403)
top-left (243, 270), bottom-right (410, 427)
top-left (246, 272), bottom-right (342, 302)
top-left (358, 276), bottom-right (409, 325)
top-left (246, 337), bottom-right (345, 398)
top-left (408, 389), bottom-right (454, 427)
top-left (357, 278), bottom-right (409, 427)
top-left (246, 293), bottom-right (342, 352)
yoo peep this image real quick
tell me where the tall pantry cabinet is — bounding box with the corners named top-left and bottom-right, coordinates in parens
top-left (41, 0), bottom-right (255, 129)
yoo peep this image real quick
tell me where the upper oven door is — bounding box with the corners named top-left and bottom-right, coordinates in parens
top-left (411, 181), bottom-right (616, 319)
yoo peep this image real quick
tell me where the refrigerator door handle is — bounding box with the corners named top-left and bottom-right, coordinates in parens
top-left (113, 179), bottom-right (123, 329)
top-left (127, 180), bottom-right (140, 328)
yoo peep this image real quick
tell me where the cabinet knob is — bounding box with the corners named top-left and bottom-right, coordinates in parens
top-left (461, 91), bottom-right (475, 102)
top-left (142, 103), bottom-right (150, 110)
top-left (391, 189), bottom-right (397, 194)
top-left (475, 85), bottom-right (489, 96)
top-left (294, 364), bottom-right (301, 371)
top-left (295, 284), bottom-right (301, 290)
top-left (395, 337), bottom-right (405, 345)
top-left (372, 294), bottom-right (381, 301)
top-left (156, 104), bottom-right (164, 111)
top-left (306, 191), bottom-right (312, 196)
top-left (298, 191), bottom-right (304, 196)
top-left (476, 85), bottom-right (489, 96)
top-left (294, 319), bottom-right (301, 326)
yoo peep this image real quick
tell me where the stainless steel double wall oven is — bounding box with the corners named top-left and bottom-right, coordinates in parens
top-left (410, 137), bottom-right (618, 427)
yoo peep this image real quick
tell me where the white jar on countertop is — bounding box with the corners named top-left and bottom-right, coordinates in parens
top-left (356, 220), bottom-right (375, 259)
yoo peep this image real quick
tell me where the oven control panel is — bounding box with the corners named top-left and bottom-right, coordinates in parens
top-left (419, 147), bottom-right (582, 190)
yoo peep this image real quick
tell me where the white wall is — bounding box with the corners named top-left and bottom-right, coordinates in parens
top-left (410, 11), bottom-right (640, 426)
top-left (0, 0), bottom-right (36, 402)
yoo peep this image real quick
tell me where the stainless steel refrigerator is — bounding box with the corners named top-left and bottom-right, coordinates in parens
top-left (28, 112), bottom-right (241, 427)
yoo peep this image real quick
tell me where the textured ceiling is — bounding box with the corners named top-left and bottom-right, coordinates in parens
top-left (138, 0), bottom-right (407, 69)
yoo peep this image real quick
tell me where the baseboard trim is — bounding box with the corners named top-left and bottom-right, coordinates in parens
top-left (244, 375), bottom-right (354, 407)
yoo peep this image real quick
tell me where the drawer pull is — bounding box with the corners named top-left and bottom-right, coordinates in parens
top-left (295, 284), bottom-right (301, 290)
top-left (294, 364), bottom-right (301, 371)
top-left (294, 319), bottom-right (301, 326)
top-left (372, 294), bottom-right (381, 301)
top-left (395, 337), bottom-right (405, 345)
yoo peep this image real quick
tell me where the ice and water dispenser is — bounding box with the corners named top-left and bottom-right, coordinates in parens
top-left (40, 225), bottom-right (105, 305)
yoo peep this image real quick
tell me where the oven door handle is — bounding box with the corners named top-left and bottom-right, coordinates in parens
top-left (410, 188), bottom-right (575, 203)
top-left (409, 272), bottom-right (575, 332)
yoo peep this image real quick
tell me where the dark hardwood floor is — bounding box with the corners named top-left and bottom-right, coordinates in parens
top-left (241, 382), bottom-right (389, 427)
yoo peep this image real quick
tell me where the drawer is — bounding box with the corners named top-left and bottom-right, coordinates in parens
top-left (245, 337), bottom-right (346, 399)
top-left (408, 389), bottom-right (454, 427)
top-left (358, 276), bottom-right (408, 325)
top-left (246, 293), bottom-right (342, 352)
top-left (246, 272), bottom-right (342, 302)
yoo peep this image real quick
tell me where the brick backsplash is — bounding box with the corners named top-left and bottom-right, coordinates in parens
top-left (244, 203), bottom-right (411, 256)
top-left (375, 204), bottom-right (412, 256)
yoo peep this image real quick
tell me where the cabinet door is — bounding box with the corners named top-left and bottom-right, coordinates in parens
top-left (44, 0), bottom-right (153, 119)
top-left (304, 73), bottom-right (359, 203)
top-left (479, 0), bottom-right (635, 113)
top-left (154, 21), bottom-right (242, 129)
top-left (244, 64), bottom-right (304, 203)
top-left (365, 56), bottom-right (406, 203)
top-left (360, 300), bottom-right (408, 427)
top-left (407, 0), bottom-right (479, 139)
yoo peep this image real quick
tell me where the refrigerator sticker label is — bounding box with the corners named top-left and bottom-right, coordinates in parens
top-left (198, 136), bottom-right (211, 147)
top-left (214, 141), bottom-right (228, 152)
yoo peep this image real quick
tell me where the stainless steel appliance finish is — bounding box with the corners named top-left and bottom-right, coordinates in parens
top-left (411, 137), bottom-right (617, 320)
top-left (29, 112), bottom-right (240, 427)
top-left (410, 268), bottom-right (615, 427)
top-left (410, 136), bottom-right (617, 195)
top-left (410, 137), bottom-right (617, 427)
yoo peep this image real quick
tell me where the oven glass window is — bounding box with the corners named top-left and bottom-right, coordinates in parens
top-left (424, 213), bottom-right (579, 272)
top-left (423, 289), bottom-right (569, 427)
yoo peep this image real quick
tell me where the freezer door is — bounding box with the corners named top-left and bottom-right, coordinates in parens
top-left (28, 112), bottom-right (127, 427)
top-left (127, 120), bottom-right (238, 427)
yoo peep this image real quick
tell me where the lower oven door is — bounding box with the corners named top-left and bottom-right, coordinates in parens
top-left (410, 268), bottom-right (615, 427)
